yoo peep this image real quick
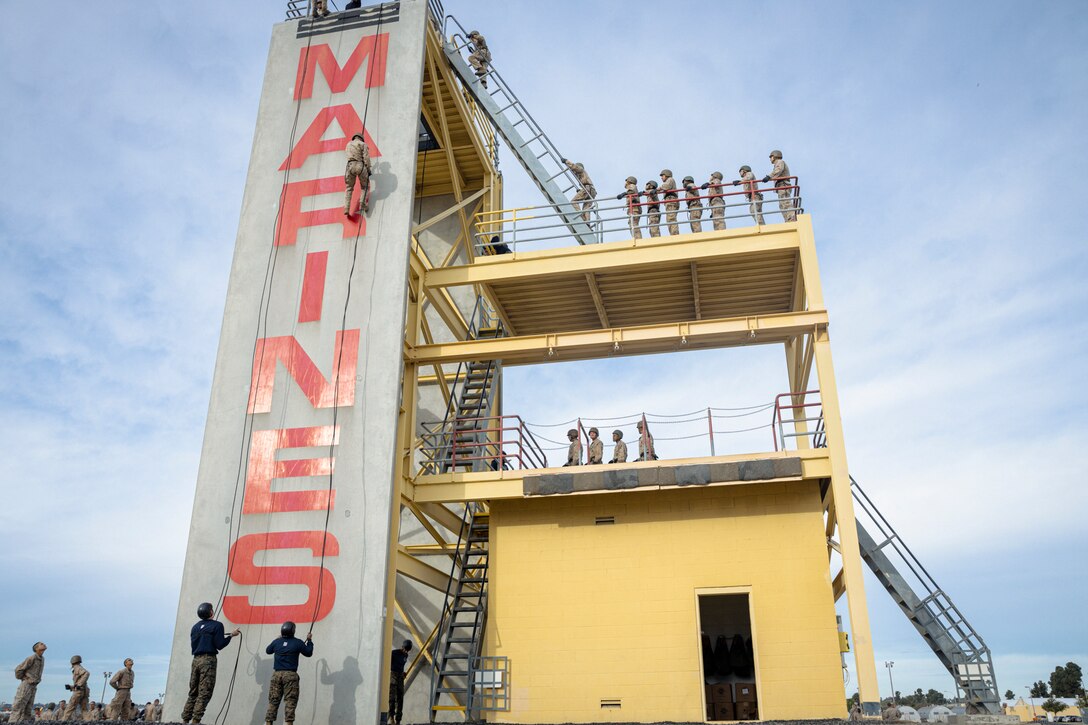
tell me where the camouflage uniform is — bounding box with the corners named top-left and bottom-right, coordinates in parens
top-left (588, 438), bottom-right (604, 464)
top-left (467, 32), bottom-right (491, 84)
top-left (610, 434), bottom-right (628, 464)
top-left (63, 663), bottom-right (91, 720)
top-left (636, 427), bottom-right (656, 461)
top-left (706, 173), bottom-right (726, 231)
top-left (644, 182), bottom-right (661, 237)
top-left (265, 670), bottom-right (301, 724)
top-left (565, 160), bottom-right (597, 222)
top-left (564, 434), bottom-right (583, 466)
top-left (12, 651), bottom-right (44, 722)
top-left (683, 177), bottom-right (703, 233)
top-left (766, 154), bottom-right (796, 222)
top-left (312, 0), bottom-right (329, 17)
top-left (659, 171), bottom-right (680, 235)
top-left (107, 666), bottom-right (136, 721)
top-left (619, 177), bottom-right (642, 239)
top-left (181, 654), bottom-right (217, 723)
top-left (739, 168), bottom-right (764, 225)
top-left (344, 134), bottom-right (371, 216)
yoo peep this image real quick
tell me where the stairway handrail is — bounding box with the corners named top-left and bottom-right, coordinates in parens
top-left (429, 501), bottom-right (478, 719)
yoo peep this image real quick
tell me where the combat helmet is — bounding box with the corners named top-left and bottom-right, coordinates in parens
top-left (739, 165), bottom-right (752, 173)
top-left (612, 429), bottom-right (623, 439)
top-left (769, 149), bottom-right (783, 159)
top-left (566, 428), bottom-right (579, 439)
top-left (625, 176), bottom-right (637, 184)
top-left (711, 171), bottom-right (723, 180)
top-left (682, 175), bottom-right (695, 183)
top-left (660, 168), bottom-right (672, 177)
top-left (645, 180), bottom-right (658, 189)
top-left (71, 655), bottom-right (82, 665)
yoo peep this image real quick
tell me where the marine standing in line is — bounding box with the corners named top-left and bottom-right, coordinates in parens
top-left (181, 602), bottom-right (240, 724)
top-left (344, 131), bottom-right (372, 217)
top-left (62, 655), bottom-right (90, 720)
top-left (107, 659), bottom-right (137, 721)
top-left (643, 180), bottom-right (661, 237)
top-left (736, 165), bottom-right (764, 225)
top-left (702, 171), bottom-right (727, 230)
top-left (587, 427), bottom-right (604, 464)
top-left (563, 428), bottom-right (582, 466)
top-left (389, 640), bottom-right (412, 725)
top-left (762, 149), bottom-right (796, 222)
top-left (659, 169), bottom-right (680, 235)
top-left (264, 622), bottom-right (314, 725)
top-left (616, 176), bottom-right (642, 239)
top-left (562, 158), bottom-right (597, 222)
top-left (466, 31), bottom-right (492, 88)
top-left (11, 641), bottom-right (46, 722)
top-left (682, 175), bottom-right (703, 233)
top-left (608, 430), bottom-right (627, 464)
top-left (635, 420), bottom-right (657, 461)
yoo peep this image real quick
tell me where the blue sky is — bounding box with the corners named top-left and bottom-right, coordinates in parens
top-left (1, 0), bottom-right (1086, 707)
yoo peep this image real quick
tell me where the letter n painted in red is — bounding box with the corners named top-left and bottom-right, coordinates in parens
top-left (248, 330), bottom-right (360, 412)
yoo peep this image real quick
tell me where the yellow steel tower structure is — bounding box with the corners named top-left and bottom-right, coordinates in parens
top-left (386, 10), bottom-right (883, 725)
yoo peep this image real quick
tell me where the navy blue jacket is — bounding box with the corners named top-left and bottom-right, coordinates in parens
top-left (191, 620), bottom-right (233, 656)
top-left (391, 648), bottom-right (409, 674)
top-left (265, 637), bottom-right (314, 672)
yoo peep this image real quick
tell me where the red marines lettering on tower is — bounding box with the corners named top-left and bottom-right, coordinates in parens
top-left (225, 32), bottom-right (389, 625)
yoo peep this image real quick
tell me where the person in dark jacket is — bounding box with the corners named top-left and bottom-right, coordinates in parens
top-left (181, 602), bottom-right (240, 724)
top-left (264, 622), bottom-right (314, 725)
top-left (388, 640), bottom-right (413, 725)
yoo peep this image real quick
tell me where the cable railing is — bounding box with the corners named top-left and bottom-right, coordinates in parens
top-left (419, 415), bottom-right (549, 473)
top-left (471, 178), bottom-right (803, 255)
top-left (772, 390), bottom-right (823, 451)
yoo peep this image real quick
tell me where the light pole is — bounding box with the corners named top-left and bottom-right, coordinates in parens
top-left (101, 671), bottom-right (111, 705)
top-left (885, 661), bottom-right (896, 704)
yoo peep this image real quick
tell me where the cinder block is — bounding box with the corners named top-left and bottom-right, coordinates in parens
top-left (739, 459), bottom-right (776, 480)
top-left (636, 467), bottom-right (659, 486)
top-left (773, 457), bottom-right (803, 478)
top-left (524, 473), bottom-right (574, 495)
top-left (572, 471), bottom-right (604, 492)
top-left (675, 464), bottom-right (710, 486)
top-left (710, 461), bottom-right (741, 482)
top-left (603, 468), bottom-right (640, 489)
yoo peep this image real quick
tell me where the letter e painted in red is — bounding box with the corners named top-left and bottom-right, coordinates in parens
top-left (242, 425), bottom-right (338, 514)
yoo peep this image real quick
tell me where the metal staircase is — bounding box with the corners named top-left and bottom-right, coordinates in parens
top-left (429, 505), bottom-right (492, 720)
top-left (419, 297), bottom-right (505, 475)
top-left (851, 478), bottom-right (1001, 714)
top-left (439, 16), bottom-right (599, 246)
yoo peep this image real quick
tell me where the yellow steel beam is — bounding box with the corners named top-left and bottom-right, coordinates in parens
top-left (412, 186), bottom-right (489, 237)
top-left (412, 500), bottom-right (465, 535)
top-left (812, 327), bottom-right (880, 708)
top-left (411, 243), bottom-right (469, 340)
top-left (423, 225), bottom-right (801, 289)
top-left (405, 309), bottom-right (828, 366)
top-left (691, 262), bottom-right (702, 320)
top-left (585, 272), bottom-right (610, 327)
top-left (832, 567), bottom-right (846, 601)
top-left (396, 546), bottom-right (452, 592)
top-left (411, 448), bottom-right (832, 503)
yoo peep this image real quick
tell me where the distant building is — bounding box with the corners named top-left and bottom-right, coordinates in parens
top-left (1004, 697), bottom-right (1081, 722)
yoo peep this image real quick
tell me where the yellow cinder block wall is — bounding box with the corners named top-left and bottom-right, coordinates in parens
top-left (484, 481), bottom-right (846, 723)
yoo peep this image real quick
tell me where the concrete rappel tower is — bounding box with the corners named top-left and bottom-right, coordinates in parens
top-left (167, 3), bottom-right (1001, 724)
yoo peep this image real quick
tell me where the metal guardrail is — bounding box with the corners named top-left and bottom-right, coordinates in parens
top-left (420, 415), bottom-right (549, 472)
top-left (472, 177), bottom-right (803, 254)
top-left (772, 390), bottom-right (823, 451)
